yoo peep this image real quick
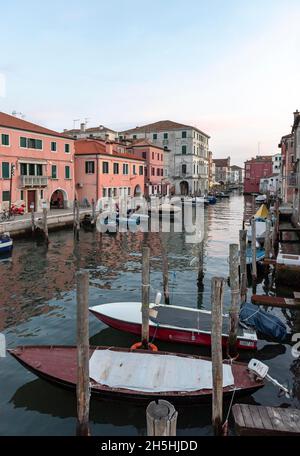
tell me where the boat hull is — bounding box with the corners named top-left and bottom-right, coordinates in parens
top-left (8, 346), bottom-right (264, 403)
top-left (89, 308), bottom-right (257, 350)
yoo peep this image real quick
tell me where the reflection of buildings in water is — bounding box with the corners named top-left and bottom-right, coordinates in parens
top-left (290, 358), bottom-right (300, 403)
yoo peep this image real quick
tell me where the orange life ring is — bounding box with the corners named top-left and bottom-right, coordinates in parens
top-left (130, 342), bottom-right (158, 352)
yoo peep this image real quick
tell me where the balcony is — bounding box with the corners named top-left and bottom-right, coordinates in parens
top-left (20, 176), bottom-right (48, 187)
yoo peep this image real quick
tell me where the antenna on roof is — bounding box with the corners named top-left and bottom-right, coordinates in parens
top-left (84, 117), bottom-right (90, 126)
top-left (73, 119), bottom-right (80, 129)
top-left (12, 111), bottom-right (25, 119)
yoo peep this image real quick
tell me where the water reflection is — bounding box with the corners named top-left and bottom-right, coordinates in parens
top-left (1, 193), bottom-right (300, 435)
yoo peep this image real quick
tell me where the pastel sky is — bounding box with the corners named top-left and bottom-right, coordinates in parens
top-left (0, 0), bottom-right (300, 166)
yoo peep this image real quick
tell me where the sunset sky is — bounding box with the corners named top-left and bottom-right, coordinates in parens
top-left (0, 0), bottom-right (299, 166)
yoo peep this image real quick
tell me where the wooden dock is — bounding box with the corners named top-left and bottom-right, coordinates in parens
top-left (251, 294), bottom-right (300, 309)
top-left (232, 404), bottom-right (300, 436)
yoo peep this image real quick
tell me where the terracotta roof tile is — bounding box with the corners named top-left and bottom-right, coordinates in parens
top-left (120, 119), bottom-right (210, 138)
top-left (0, 111), bottom-right (71, 139)
top-left (74, 139), bottom-right (145, 162)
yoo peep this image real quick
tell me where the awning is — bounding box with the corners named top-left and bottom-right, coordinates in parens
top-left (18, 158), bottom-right (48, 165)
top-left (255, 204), bottom-right (269, 219)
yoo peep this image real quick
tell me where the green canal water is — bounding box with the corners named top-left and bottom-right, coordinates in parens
top-left (0, 193), bottom-right (299, 435)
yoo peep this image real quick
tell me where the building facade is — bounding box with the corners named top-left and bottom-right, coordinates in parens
top-left (74, 139), bottom-right (145, 204)
top-left (0, 111), bottom-right (75, 212)
top-left (64, 123), bottom-right (118, 141)
top-left (243, 155), bottom-right (273, 194)
top-left (120, 120), bottom-right (210, 195)
top-left (278, 133), bottom-right (297, 205)
top-left (291, 110), bottom-right (300, 224)
top-left (127, 139), bottom-right (168, 197)
top-left (208, 151), bottom-right (216, 189)
top-left (272, 153), bottom-right (282, 175)
top-left (230, 165), bottom-right (244, 185)
top-left (260, 174), bottom-right (281, 195)
top-left (213, 157), bottom-right (231, 184)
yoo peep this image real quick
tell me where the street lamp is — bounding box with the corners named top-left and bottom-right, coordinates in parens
top-left (9, 163), bottom-right (15, 213)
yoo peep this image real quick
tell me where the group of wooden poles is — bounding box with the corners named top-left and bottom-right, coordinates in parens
top-left (75, 225), bottom-right (257, 436)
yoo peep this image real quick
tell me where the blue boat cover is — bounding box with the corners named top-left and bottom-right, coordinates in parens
top-left (239, 302), bottom-right (287, 341)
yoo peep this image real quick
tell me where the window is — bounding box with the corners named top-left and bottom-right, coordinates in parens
top-left (51, 142), bottom-right (57, 152)
top-left (123, 163), bottom-right (129, 174)
top-left (163, 133), bottom-right (168, 139)
top-left (156, 168), bottom-right (160, 176)
top-left (51, 165), bottom-right (57, 179)
top-left (182, 164), bottom-right (187, 174)
top-left (128, 187), bottom-right (131, 196)
top-left (151, 167), bottom-right (155, 176)
top-left (65, 144), bottom-right (70, 153)
top-left (139, 165), bottom-right (143, 175)
top-left (85, 161), bottom-right (95, 174)
top-left (182, 131), bottom-right (187, 138)
top-left (182, 145), bottom-right (187, 154)
top-left (36, 164), bottom-right (43, 176)
top-left (153, 133), bottom-right (157, 140)
top-left (103, 188), bottom-right (107, 197)
top-left (2, 191), bottom-right (10, 201)
top-left (113, 163), bottom-right (119, 174)
top-left (161, 168), bottom-right (163, 176)
top-left (20, 137), bottom-right (43, 149)
top-left (102, 162), bottom-right (109, 173)
top-left (65, 165), bottom-right (71, 179)
top-left (2, 162), bottom-right (10, 178)
top-left (141, 151), bottom-right (146, 159)
top-left (20, 163), bottom-right (27, 175)
top-left (145, 167), bottom-right (147, 177)
top-left (133, 135), bottom-right (137, 140)
top-left (1, 134), bottom-right (9, 146)
top-left (113, 188), bottom-right (117, 197)
top-left (133, 164), bottom-right (137, 175)
top-left (40, 190), bottom-right (44, 198)
top-left (20, 190), bottom-right (24, 200)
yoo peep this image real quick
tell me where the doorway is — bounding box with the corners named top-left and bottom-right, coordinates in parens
top-left (27, 190), bottom-right (36, 211)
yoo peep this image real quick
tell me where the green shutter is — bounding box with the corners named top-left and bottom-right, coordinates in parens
top-left (36, 139), bottom-right (43, 150)
top-left (65, 166), bottom-right (70, 179)
top-left (2, 191), bottom-right (10, 201)
top-left (20, 137), bottom-right (27, 147)
top-left (52, 165), bottom-right (57, 178)
top-left (2, 162), bottom-right (10, 178)
top-left (1, 134), bottom-right (9, 145)
top-left (65, 144), bottom-right (70, 153)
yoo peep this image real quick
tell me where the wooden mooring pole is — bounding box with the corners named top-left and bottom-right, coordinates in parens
top-left (141, 246), bottom-right (150, 348)
top-left (228, 244), bottom-right (241, 358)
top-left (74, 199), bottom-right (80, 240)
top-left (42, 206), bottom-right (49, 245)
top-left (265, 219), bottom-right (272, 260)
top-left (91, 198), bottom-right (96, 225)
top-left (239, 230), bottom-right (247, 304)
top-left (251, 219), bottom-right (257, 288)
top-left (31, 205), bottom-right (35, 235)
top-left (211, 277), bottom-right (225, 436)
top-left (76, 270), bottom-right (90, 436)
top-left (146, 400), bottom-right (178, 436)
top-left (197, 240), bottom-right (204, 290)
top-left (159, 234), bottom-right (169, 304)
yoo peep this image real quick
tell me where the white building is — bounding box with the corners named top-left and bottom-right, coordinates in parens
top-left (63, 123), bottom-right (118, 141)
top-left (230, 165), bottom-right (244, 184)
top-left (120, 120), bottom-right (210, 195)
top-left (272, 153), bottom-right (282, 174)
top-left (260, 174), bottom-right (281, 195)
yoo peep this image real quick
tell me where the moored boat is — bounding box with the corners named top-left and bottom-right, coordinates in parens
top-left (89, 302), bottom-right (258, 350)
top-left (246, 246), bottom-right (265, 265)
top-left (8, 346), bottom-right (264, 403)
top-left (0, 233), bottom-right (13, 254)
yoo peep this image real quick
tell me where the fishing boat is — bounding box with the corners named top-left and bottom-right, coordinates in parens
top-left (246, 246), bottom-right (265, 265)
top-left (89, 302), bottom-right (258, 350)
top-left (0, 233), bottom-right (13, 254)
top-left (255, 194), bottom-right (267, 204)
top-left (8, 346), bottom-right (264, 403)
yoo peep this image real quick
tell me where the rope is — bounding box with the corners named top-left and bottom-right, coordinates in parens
top-left (150, 321), bottom-right (159, 343)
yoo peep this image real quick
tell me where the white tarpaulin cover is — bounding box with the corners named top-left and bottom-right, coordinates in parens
top-left (89, 349), bottom-right (234, 392)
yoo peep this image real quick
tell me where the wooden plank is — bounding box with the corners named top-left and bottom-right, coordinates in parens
top-left (233, 404), bottom-right (300, 436)
top-left (251, 294), bottom-right (300, 309)
top-left (263, 258), bottom-right (276, 265)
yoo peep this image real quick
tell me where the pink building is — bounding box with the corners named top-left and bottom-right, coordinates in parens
top-left (0, 112), bottom-right (75, 212)
top-left (244, 155), bottom-right (273, 194)
top-left (127, 139), bottom-right (168, 196)
top-left (74, 139), bottom-right (145, 203)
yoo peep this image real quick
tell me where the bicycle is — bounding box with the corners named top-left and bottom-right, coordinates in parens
top-left (0, 209), bottom-right (15, 222)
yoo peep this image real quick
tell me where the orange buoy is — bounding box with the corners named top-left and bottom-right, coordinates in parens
top-left (130, 342), bottom-right (158, 352)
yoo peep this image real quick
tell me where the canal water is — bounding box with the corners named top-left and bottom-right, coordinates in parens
top-left (0, 193), bottom-right (299, 436)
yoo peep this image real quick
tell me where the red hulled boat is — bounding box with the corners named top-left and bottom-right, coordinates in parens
top-left (89, 302), bottom-right (257, 350)
top-left (8, 346), bottom-right (263, 403)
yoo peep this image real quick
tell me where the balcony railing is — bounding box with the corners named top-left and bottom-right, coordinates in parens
top-left (20, 176), bottom-right (48, 187)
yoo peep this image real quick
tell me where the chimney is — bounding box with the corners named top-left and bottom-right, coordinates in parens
top-left (293, 110), bottom-right (299, 120)
top-left (99, 125), bottom-right (104, 130)
top-left (80, 122), bottom-right (86, 132)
